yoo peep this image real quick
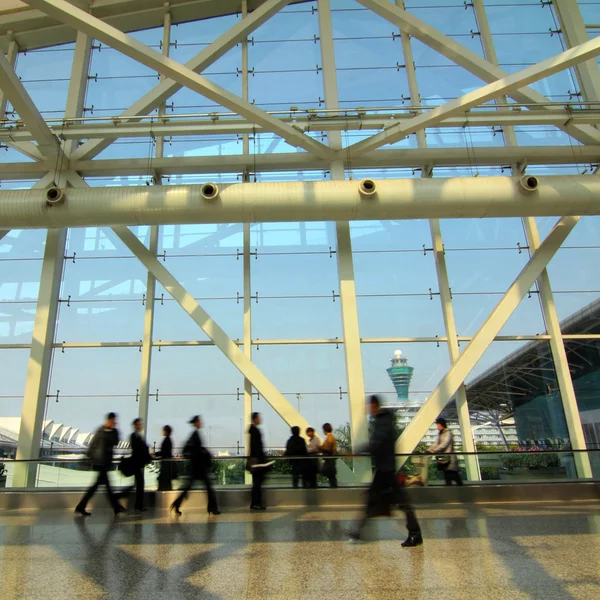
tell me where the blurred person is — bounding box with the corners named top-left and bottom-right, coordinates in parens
top-left (319, 423), bottom-right (338, 488)
top-left (247, 412), bottom-right (269, 509)
top-left (171, 416), bottom-right (220, 516)
top-left (305, 427), bottom-right (322, 489)
top-left (284, 426), bottom-right (308, 488)
top-left (429, 417), bottom-right (463, 486)
top-left (348, 395), bottom-right (422, 547)
top-left (156, 425), bottom-right (174, 491)
top-left (75, 412), bottom-right (125, 517)
top-left (129, 418), bottom-right (151, 511)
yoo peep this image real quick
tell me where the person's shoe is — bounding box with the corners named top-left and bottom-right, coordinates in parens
top-left (114, 504), bottom-right (126, 516)
top-left (347, 531), bottom-right (360, 543)
top-left (74, 506), bottom-right (91, 517)
top-left (250, 504), bottom-right (266, 510)
top-left (401, 535), bottom-right (423, 547)
top-left (170, 503), bottom-right (182, 516)
top-left (208, 510), bottom-right (221, 515)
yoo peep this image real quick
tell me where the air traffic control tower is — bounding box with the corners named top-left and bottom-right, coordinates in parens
top-left (386, 349), bottom-right (415, 403)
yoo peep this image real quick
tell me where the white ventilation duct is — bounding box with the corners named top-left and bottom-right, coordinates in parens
top-left (0, 176), bottom-right (598, 229)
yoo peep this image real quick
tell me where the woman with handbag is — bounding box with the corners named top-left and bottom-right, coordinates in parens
top-left (319, 423), bottom-right (338, 488)
top-left (156, 425), bottom-right (174, 491)
top-left (429, 417), bottom-right (463, 486)
top-left (171, 416), bottom-right (220, 516)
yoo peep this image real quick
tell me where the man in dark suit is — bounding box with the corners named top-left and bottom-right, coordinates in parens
top-left (247, 412), bottom-right (268, 510)
top-left (171, 416), bottom-right (220, 516)
top-left (75, 412), bottom-right (125, 516)
top-left (129, 418), bottom-right (151, 512)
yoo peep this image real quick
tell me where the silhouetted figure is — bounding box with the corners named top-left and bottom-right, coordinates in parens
top-left (430, 417), bottom-right (463, 486)
top-left (75, 412), bottom-right (125, 517)
top-left (305, 427), bottom-right (322, 488)
top-left (129, 418), bottom-right (151, 511)
top-left (247, 412), bottom-right (268, 510)
top-left (349, 395), bottom-right (422, 547)
top-left (171, 416), bottom-right (220, 516)
top-left (285, 426), bottom-right (308, 488)
top-left (319, 423), bottom-right (338, 488)
top-left (156, 425), bottom-right (174, 491)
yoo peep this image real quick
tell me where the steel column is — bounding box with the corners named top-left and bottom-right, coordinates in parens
top-left (241, 1), bottom-right (252, 482)
top-left (522, 219), bottom-right (593, 477)
top-left (318, 0), bottom-right (368, 480)
top-left (13, 22), bottom-right (93, 487)
top-left (398, 0), bottom-right (479, 480)
top-left (13, 229), bottom-right (67, 487)
top-left (138, 8), bottom-right (171, 434)
top-left (0, 38), bottom-right (17, 118)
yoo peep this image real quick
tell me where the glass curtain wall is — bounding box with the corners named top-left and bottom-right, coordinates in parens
top-left (0, 0), bottom-right (599, 475)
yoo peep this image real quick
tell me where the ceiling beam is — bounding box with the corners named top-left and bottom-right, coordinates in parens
top-left (1, 175), bottom-right (600, 229)
top-left (1, 145), bottom-right (599, 180)
top-left (357, 0), bottom-right (600, 147)
top-left (23, 0), bottom-right (335, 162)
top-left (0, 1), bottom-right (310, 52)
top-left (346, 34), bottom-right (600, 158)
top-left (4, 109), bottom-right (600, 143)
top-left (0, 45), bottom-right (59, 159)
top-left (72, 0), bottom-right (294, 161)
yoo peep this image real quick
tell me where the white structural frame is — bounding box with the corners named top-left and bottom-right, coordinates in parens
top-left (318, 0), bottom-right (369, 480)
top-left (1, 0), bottom-right (597, 485)
top-left (472, 0), bottom-right (592, 478)
top-left (397, 0), bottom-right (479, 480)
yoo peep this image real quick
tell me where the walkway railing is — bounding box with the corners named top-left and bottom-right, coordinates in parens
top-left (1, 449), bottom-right (598, 490)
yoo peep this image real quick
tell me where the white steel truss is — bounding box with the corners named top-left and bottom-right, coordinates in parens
top-left (0, 0), bottom-right (597, 485)
top-left (23, 0), bottom-right (335, 161)
top-left (396, 217), bottom-right (580, 462)
top-left (356, 0), bottom-right (600, 146)
top-left (347, 34), bottom-right (600, 157)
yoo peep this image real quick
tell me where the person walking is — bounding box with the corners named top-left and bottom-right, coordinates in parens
top-left (75, 412), bottom-right (125, 517)
top-left (284, 426), bottom-right (308, 488)
top-left (129, 418), bottom-right (151, 511)
top-left (171, 416), bottom-right (220, 516)
top-left (156, 425), bottom-right (174, 491)
top-left (429, 417), bottom-right (463, 486)
top-left (348, 395), bottom-right (422, 547)
top-left (247, 412), bottom-right (268, 510)
top-left (319, 423), bottom-right (338, 488)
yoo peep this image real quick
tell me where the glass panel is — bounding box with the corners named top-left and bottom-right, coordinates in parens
top-left (46, 348), bottom-right (142, 438)
top-left (0, 349), bottom-right (29, 421)
top-left (148, 346), bottom-right (244, 453)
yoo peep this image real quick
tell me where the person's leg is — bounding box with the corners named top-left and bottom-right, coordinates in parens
top-left (134, 468), bottom-right (145, 510)
top-left (329, 463), bottom-right (338, 488)
top-left (200, 471), bottom-right (219, 513)
top-left (396, 484), bottom-right (422, 545)
top-left (453, 470), bottom-right (464, 486)
top-left (443, 469), bottom-right (452, 486)
top-left (350, 471), bottom-right (382, 539)
top-left (76, 469), bottom-right (102, 511)
top-left (251, 469), bottom-right (264, 507)
top-left (100, 467), bottom-right (122, 512)
top-left (172, 476), bottom-right (193, 511)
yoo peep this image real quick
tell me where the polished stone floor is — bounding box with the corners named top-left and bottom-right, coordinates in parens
top-left (1, 501), bottom-right (599, 599)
